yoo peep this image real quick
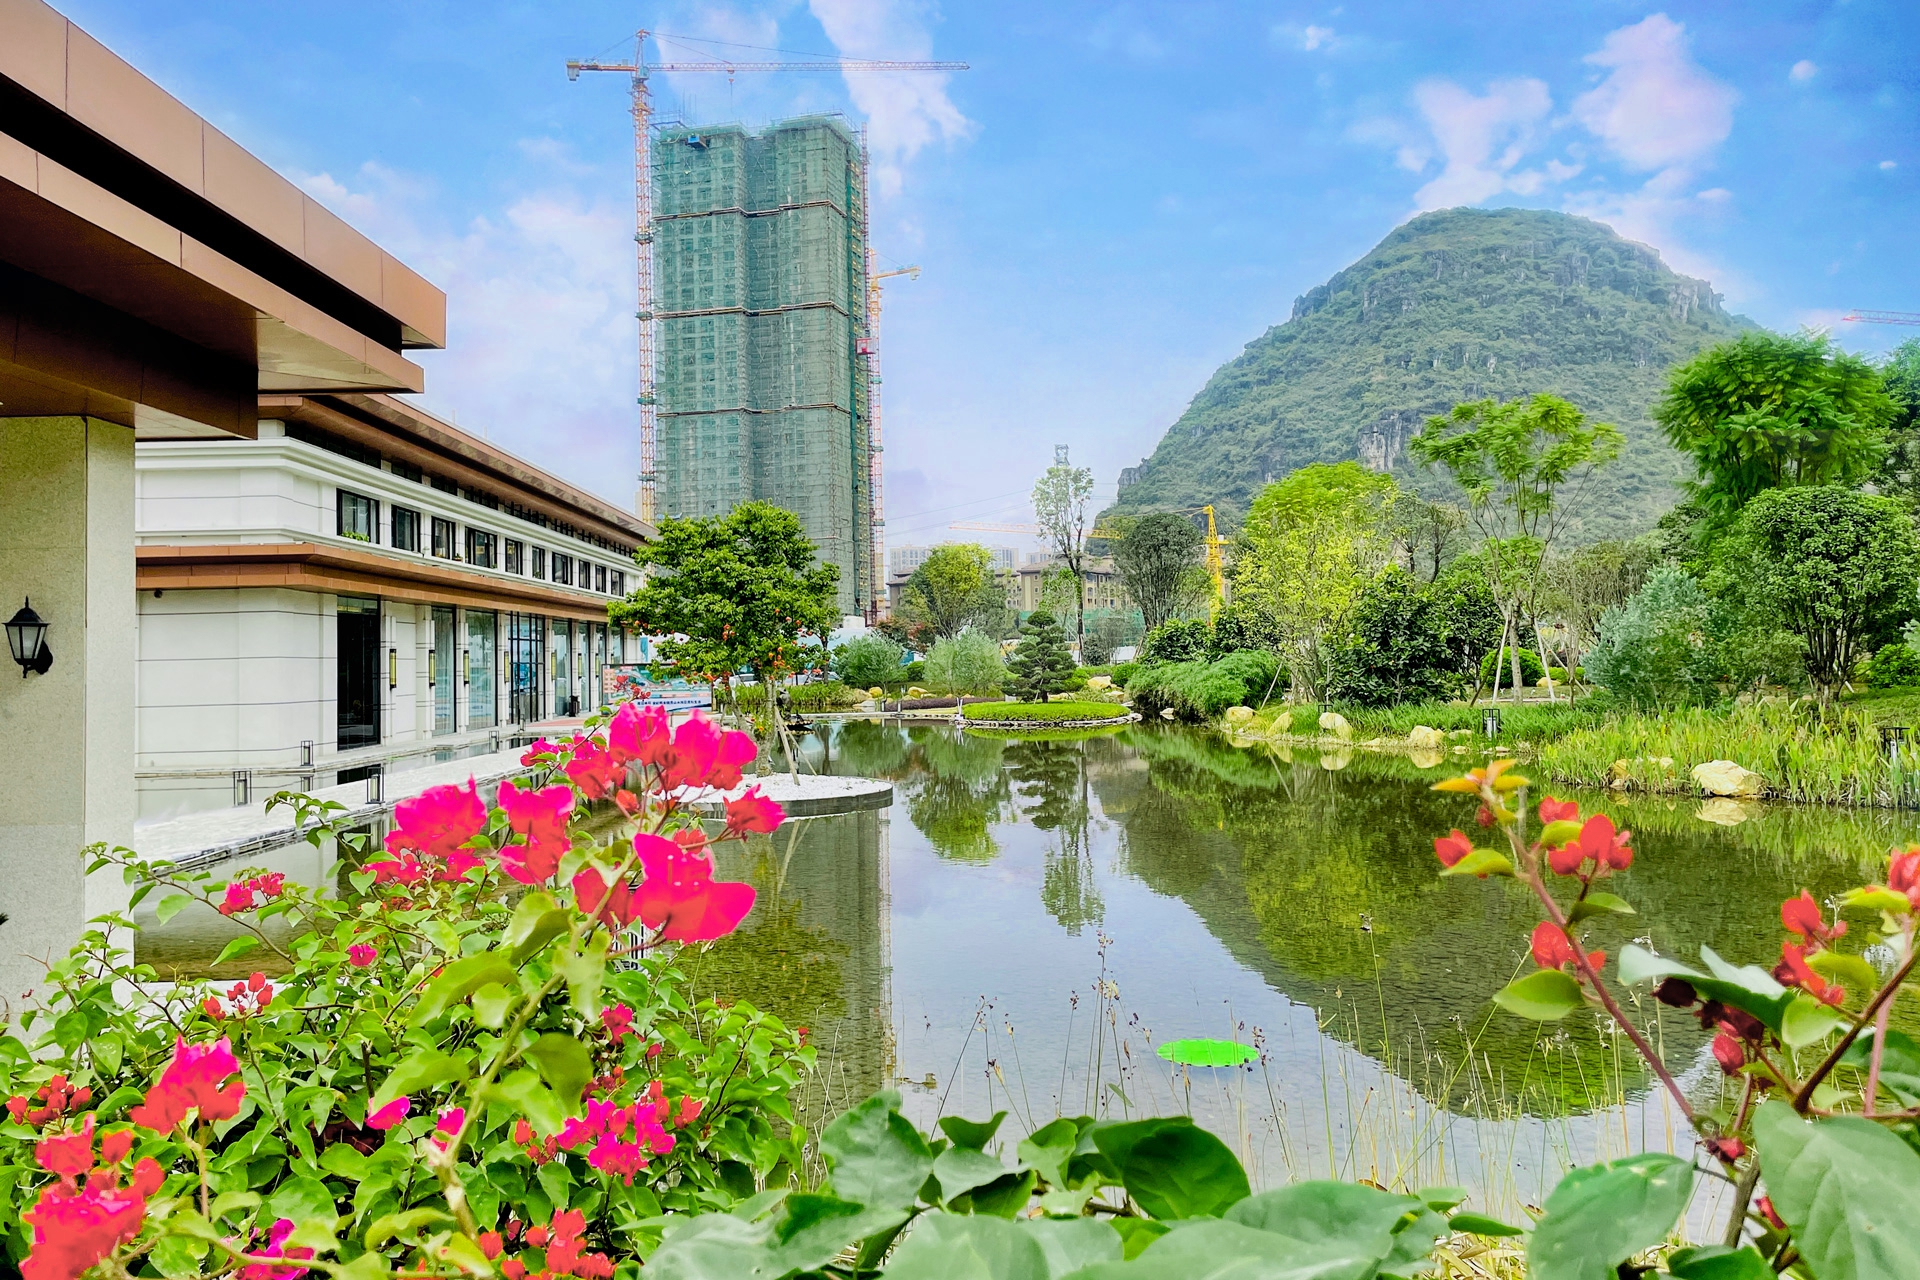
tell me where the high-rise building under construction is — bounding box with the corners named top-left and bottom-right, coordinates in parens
top-left (653, 115), bottom-right (872, 617)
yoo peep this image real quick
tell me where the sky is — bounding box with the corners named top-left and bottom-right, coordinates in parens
top-left (61, 0), bottom-right (1920, 550)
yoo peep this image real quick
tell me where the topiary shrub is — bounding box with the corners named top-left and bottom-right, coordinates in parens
top-left (1865, 642), bottom-right (1920, 689)
top-left (1478, 646), bottom-right (1544, 688)
top-left (1005, 609), bottom-right (1076, 701)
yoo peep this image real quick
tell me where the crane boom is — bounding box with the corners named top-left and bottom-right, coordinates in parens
top-left (1842, 310), bottom-right (1920, 326)
top-left (567, 30), bottom-right (966, 525)
top-left (866, 262), bottom-right (920, 620)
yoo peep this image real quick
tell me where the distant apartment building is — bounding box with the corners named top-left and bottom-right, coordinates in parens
top-left (135, 393), bottom-right (650, 821)
top-left (652, 116), bottom-right (873, 618)
top-left (1005, 556), bottom-right (1130, 614)
top-left (889, 544), bottom-right (1017, 576)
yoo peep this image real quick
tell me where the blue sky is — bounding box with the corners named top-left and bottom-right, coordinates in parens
top-left (63, 1), bottom-right (1919, 546)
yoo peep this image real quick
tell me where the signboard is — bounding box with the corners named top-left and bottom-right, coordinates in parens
top-left (603, 665), bottom-right (712, 712)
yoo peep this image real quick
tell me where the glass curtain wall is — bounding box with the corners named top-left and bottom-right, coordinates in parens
top-left (432, 606), bottom-right (457, 735)
top-left (336, 596), bottom-right (381, 749)
top-left (508, 614), bottom-right (543, 724)
top-left (549, 619), bottom-right (573, 717)
top-left (466, 610), bottom-right (498, 730)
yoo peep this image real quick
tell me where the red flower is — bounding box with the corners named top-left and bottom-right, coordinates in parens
top-left (98, 1130), bottom-right (134, 1167)
top-left (9, 1076), bottom-right (89, 1128)
top-left (1538, 796), bottom-right (1579, 824)
top-left (129, 1038), bottom-right (244, 1133)
top-left (564, 737), bottom-right (624, 801)
top-left (217, 882), bottom-right (256, 916)
top-left (1704, 1136), bottom-right (1745, 1162)
top-left (367, 855), bottom-right (426, 886)
top-left (366, 1097), bottom-right (410, 1131)
top-left (601, 1004), bottom-right (635, 1045)
top-left (519, 738), bottom-right (560, 766)
top-left (35, 1117), bottom-right (95, 1188)
top-left (347, 944), bottom-right (377, 968)
top-left (496, 781), bottom-right (574, 883)
top-left (20, 1170), bottom-right (152, 1280)
top-left (572, 868), bottom-right (639, 931)
top-left (477, 1233), bottom-right (503, 1261)
top-left (723, 787), bottom-right (785, 836)
top-left (385, 780), bottom-right (487, 864)
top-left (1548, 813), bottom-right (1633, 877)
top-left (242, 1219), bottom-right (313, 1280)
top-left (1529, 921), bottom-right (1603, 972)
top-left (1433, 829), bottom-right (1473, 868)
top-left (1780, 890), bottom-right (1843, 945)
top-left (1756, 1196), bottom-right (1786, 1231)
top-left (657, 714), bottom-right (757, 791)
top-left (606, 701), bottom-right (669, 766)
top-left (631, 832), bottom-right (756, 942)
top-left (1886, 848), bottom-right (1920, 908)
top-left (1775, 942), bottom-right (1844, 1006)
top-left (1712, 1031), bottom-right (1745, 1075)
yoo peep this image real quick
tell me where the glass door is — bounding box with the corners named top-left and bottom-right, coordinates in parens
top-left (550, 619), bottom-right (573, 717)
top-left (508, 613), bottom-right (543, 725)
top-left (337, 596), bottom-right (381, 749)
top-left (466, 610), bottom-right (497, 730)
top-left (432, 606), bottom-right (456, 735)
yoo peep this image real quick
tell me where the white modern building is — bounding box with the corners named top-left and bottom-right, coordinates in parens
top-left (134, 391), bottom-right (651, 822)
top-left (889, 543), bottom-right (1018, 576)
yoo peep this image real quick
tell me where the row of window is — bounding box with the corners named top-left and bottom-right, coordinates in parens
top-left (337, 490), bottom-right (627, 596)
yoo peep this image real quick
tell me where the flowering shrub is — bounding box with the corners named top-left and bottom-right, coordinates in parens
top-left (0, 704), bottom-right (809, 1280)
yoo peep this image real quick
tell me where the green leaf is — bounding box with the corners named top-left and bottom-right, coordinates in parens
top-left (508, 904), bottom-right (572, 964)
top-left (1073, 1218), bottom-right (1393, 1279)
top-left (318, 1145), bottom-right (370, 1181)
top-left (214, 935), bottom-right (262, 965)
top-left (208, 1191), bottom-right (262, 1221)
top-left (1665, 1244), bottom-right (1773, 1279)
top-left (958, 1170), bottom-right (1040, 1220)
top-left (409, 953), bottom-right (516, 1028)
top-left (1525, 1153), bottom-right (1695, 1280)
top-left (557, 936), bottom-right (609, 1020)
top-left (1839, 1029), bottom-right (1920, 1107)
top-left (154, 893), bottom-right (196, 924)
top-left (1017, 1117), bottom-right (1080, 1188)
top-left (337, 1250), bottom-right (390, 1280)
top-left (1109, 1218), bottom-right (1170, 1260)
top-left (471, 983), bottom-right (512, 1030)
top-left (1016, 1217), bottom-right (1122, 1273)
top-left (1807, 949), bottom-right (1882, 998)
top-left (1417, 1185), bottom-right (1468, 1212)
top-left (819, 1090), bottom-right (934, 1212)
top-left (483, 1069), bottom-right (568, 1139)
top-left (1755, 1098), bottom-right (1920, 1280)
top-left (1492, 969), bottom-right (1585, 1021)
top-left (524, 1034), bottom-right (593, 1114)
top-left (1448, 1213), bottom-right (1525, 1237)
top-left (1567, 892), bottom-right (1636, 924)
top-left (939, 1111), bottom-right (1008, 1151)
top-left (935, 1146), bottom-right (1013, 1203)
top-left (282, 1217), bottom-right (343, 1256)
top-left (1226, 1181), bottom-right (1426, 1275)
top-left (769, 1195), bottom-right (908, 1274)
top-left (1841, 886), bottom-right (1912, 914)
top-left (643, 1213), bottom-right (781, 1280)
top-left (1780, 992), bottom-right (1845, 1049)
top-left (1537, 819), bottom-right (1585, 847)
top-left (364, 1208), bottom-right (455, 1250)
top-left (1617, 945), bottom-right (1793, 1035)
top-left (265, 1176), bottom-right (337, 1225)
top-left (1091, 1116), bottom-right (1250, 1220)
top-left (881, 1212), bottom-right (1049, 1280)
top-left (1157, 1039), bottom-right (1259, 1067)
top-left (371, 1048), bottom-right (468, 1109)
top-left (1440, 849), bottom-right (1514, 878)
top-left (150, 1235), bottom-right (209, 1278)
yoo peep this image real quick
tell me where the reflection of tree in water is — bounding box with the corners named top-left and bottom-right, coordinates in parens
top-left (826, 718), bottom-right (914, 779)
top-left (690, 834), bottom-right (850, 1032)
top-left (902, 728), bottom-right (1010, 862)
top-left (1004, 737), bottom-right (1107, 936)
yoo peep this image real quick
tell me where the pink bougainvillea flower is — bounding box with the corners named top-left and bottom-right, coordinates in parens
top-left (1529, 921), bottom-right (1602, 973)
top-left (564, 737), bottom-right (625, 801)
top-left (631, 832), bottom-right (756, 942)
top-left (20, 1158), bottom-right (157, 1280)
top-left (385, 780), bottom-right (487, 863)
top-left (601, 1004), bottom-right (635, 1045)
top-left (674, 1095), bottom-right (704, 1127)
top-left (97, 1130), bottom-right (133, 1167)
top-left (1884, 847), bottom-right (1920, 908)
top-left (1432, 829), bottom-right (1472, 869)
top-left (1775, 942), bottom-right (1844, 1006)
top-left (520, 738), bottom-right (561, 766)
top-left (367, 855), bottom-right (426, 886)
top-left (365, 1096), bottom-right (410, 1131)
top-left (572, 868), bottom-right (639, 931)
top-left (656, 713), bottom-right (758, 791)
top-left (35, 1117), bottom-right (95, 1188)
top-left (588, 1135), bottom-right (649, 1185)
top-left (217, 881), bottom-right (256, 916)
top-left (129, 1038), bottom-right (244, 1133)
top-left (1538, 796), bottom-right (1579, 824)
top-left (241, 1218), bottom-right (314, 1280)
top-left (496, 781), bottom-right (574, 883)
top-left (606, 701), bottom-right (669, 766)
top-left (1712, 1031), bottom-right (1745, 1075)
top-left (347, 944), bottom-right (377, 968)
top-left (724, 788), bottom-right (784, 836)
top-left (431, 1108), bottom-right (465, 1150)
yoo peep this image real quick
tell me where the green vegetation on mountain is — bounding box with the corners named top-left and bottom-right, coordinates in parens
top-left (1108, 206), bottom-right (1752, 539)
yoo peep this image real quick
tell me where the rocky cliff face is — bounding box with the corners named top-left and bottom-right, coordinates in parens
top-left (1108, 207), bottom-right (1751, 538)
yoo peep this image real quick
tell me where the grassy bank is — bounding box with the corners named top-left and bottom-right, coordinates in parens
top-left (960, 700), bottom-right (1130, 725)
top-left (1243, 697), bottom-right (1612, 744)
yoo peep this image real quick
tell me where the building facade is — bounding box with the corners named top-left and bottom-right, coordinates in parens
top-left (134, 392), bottom-right (648, 822)
top-left (889, 544), bottom-right (1018, 576)
top-left (1005, 556), bottom-right (1130, 615)
top-left (652, 116), bottom-right (873, 618)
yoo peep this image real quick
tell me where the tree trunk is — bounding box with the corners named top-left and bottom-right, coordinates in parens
top-left (1534, 620), bottom-right (1558, 704)
top-left (1488, 613), bottom-right (1511, 705)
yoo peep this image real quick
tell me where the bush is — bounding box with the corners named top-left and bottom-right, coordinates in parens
top-left (1142, 617), bottom-right (1209, 663)
top-left (1478, 646), bottom-right (1544, 689)
top-left (1127, 651), bottom-right (1281, 721)
top-left (1110, 661), bottom-right (1140, 687)
top-left (832, 633), bottom-right (905, 689)
top-left (1585, 566), bottom-right (1723, 709)
top-left (1206, 602), bottom-right (1279, 659)
top-left (786, 680), bottom-right (865, 711)
top-left (923, 627), bottom-right (1006, 695)
top-left (1325, 568), bottom-right (1473, 707)
top-left (959, 700), bottom-right (1127, 723)
top-left (902, 659), bottom-right (925, 684)
top-left (1865, 642), bottom-right (1920, 689)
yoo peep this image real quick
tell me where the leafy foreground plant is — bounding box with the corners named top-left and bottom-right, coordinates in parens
top-left (1430, 758), bottom-right (1920, 1279)
top-left (1, 703), bottom-right (806, 1280)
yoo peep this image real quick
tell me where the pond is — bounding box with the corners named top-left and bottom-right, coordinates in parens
top-left (135, 721), bottom-right (1920, 1220)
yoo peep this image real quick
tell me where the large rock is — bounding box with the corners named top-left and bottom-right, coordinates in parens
top-left (1406, 725), bottom-right (1445, 750)
top-left (1224, 705), bottom-right (1255, 726)
top-left (1318, 710), bottom-right (1354, 740)
top-left (1692, 760), bottom-right (1766, 799)
top-left (1270, 709), bottom-right (1293, 735)
top-left (1085, 675), bottom-right (1112, 690)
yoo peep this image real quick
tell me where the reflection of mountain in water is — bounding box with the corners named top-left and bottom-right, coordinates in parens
top-left (1092, 726), bottom-right (1879, 1115)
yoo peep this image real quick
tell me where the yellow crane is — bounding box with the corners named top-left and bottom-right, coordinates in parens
top-left (566, 32), bottom-right (967, 522)
top-left (865, 260), bottom-right (919, 621)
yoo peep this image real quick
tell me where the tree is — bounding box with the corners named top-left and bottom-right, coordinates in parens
top-left (1032, 451), bottom-right (1095, 648)
top-left (1324, 569), bottom-right (1460, 707)
top-left (1231, 461), bottom-right (1397, 701)
top-left (1656, 330), bottom-right (1896, 530)
top-left (923, 628), bottom-right (1007, 696)
top-left (1542, 537), bottom-right (1660, 678)
top-left (611, 501), bottom-right (839, 694)
top-left (1113, 513), bottom-right (1206, 630)
top-left (1391, 495), bottom-right (1469, 583)
top-left (1876, 337), bottom-right (1920, 501)
top-left (1005, 609), bottom-right (1076, 701)
top-left (1712, 485), bottom-right (1919, 709)
top-left (1408, 393), bottom-right (1621, 701)
top-left (899, 544), bottom-right (1004, 639)
top-left (1584, 566), bottom-right (1725, 710)
top-left (832, 634), bottom-right (905, 690)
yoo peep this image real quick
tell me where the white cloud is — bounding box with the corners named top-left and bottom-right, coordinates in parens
top-left (1408, 77), bottom-right (1553, 209)
top-left (1882, 159), bottom-right (1899, 171)
top-left (807, 0), bottom-right (974, 197)
top-left (1789, 59), bottom-right (1818, 84)
top-left (1347, 115), bottom-right (1430, 172)
top-left (1271, 22), bottom-right (1337, 53)
top-left (1571, 14), bottom-right (1736, 171)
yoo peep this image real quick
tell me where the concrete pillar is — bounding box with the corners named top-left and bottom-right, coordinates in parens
top-left (0, 417), bottom-right (135, 1011)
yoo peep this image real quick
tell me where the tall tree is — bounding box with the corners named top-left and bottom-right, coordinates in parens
top-left (1113, 512), bottom-right (1205, 630)
top-left (1656, 330), bottom-right (1895, 529)
top-left (1391, 495), bottom-right (1469, 583)
top-left (1409, 393), bottom-right (1621, 700)
top-left (610, 501), bottom-right (840, 695)
top-left (1005, 609), bottom-right (1076, 702)
top-left (900, 544), bottom-right (1004, 639)
top-left (1232, 461), bottom-right (1397, 702)
top-left (1876, 337), bottom-right (1920, 501)
top-left (1032, 451), bottom-right (1095, 648)
top-left (1712, 485), bottom-right (1920, 711)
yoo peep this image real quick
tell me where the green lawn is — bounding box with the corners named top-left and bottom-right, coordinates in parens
top-left (959, 701), bottom-right (1131, 724)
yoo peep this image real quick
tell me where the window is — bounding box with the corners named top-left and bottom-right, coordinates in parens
top-left (391, 507), bottom-right (421, 553)
top-left (552, 554), bottom-right (573, 586)
top-left (530, 547), bottom-right (546, 580)
top-left (609, 570), bottom-right (624, 596)
top-left (594, 564), bottom-right (607, 593)
top-left (504, 539), bottom-right (523, 574)
top-left (465, 527), bottom-right (498, 569)
top-left (390, 459), bottom-right (423, 483)
top-left (337, 491), bottom-right (378, 543)
top-left (337, 596), bottom-right (381, 748)
top-left (431, 474), bottom-right (458, 495)
top-left (431, 517), bottom-right (455, 559)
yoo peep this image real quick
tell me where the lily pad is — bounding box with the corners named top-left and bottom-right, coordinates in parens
top-left (1157, 1038), bottom-right (1258, 1067)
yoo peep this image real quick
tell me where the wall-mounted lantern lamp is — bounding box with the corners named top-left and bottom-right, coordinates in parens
top-left (389, 647), bottom-right (398, 690)
top-left (6, 599), bottom-right (51, 677)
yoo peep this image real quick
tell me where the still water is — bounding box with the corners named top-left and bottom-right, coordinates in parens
top-left (136, 721), bottom-right (1917, 1218)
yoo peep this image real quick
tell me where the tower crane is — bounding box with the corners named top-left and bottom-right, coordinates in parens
top-left (865, 260), bottom-right (919, 621)
top-left (955, 506), bottom-right (1230, 604)
top-left (565, 32), bottom-right (967, 525)
top-left (1842, 310), bottom-right (1920, 326)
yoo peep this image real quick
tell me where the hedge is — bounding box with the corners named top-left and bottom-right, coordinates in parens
top-left (959, 700), bottom-right (1130, 724)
